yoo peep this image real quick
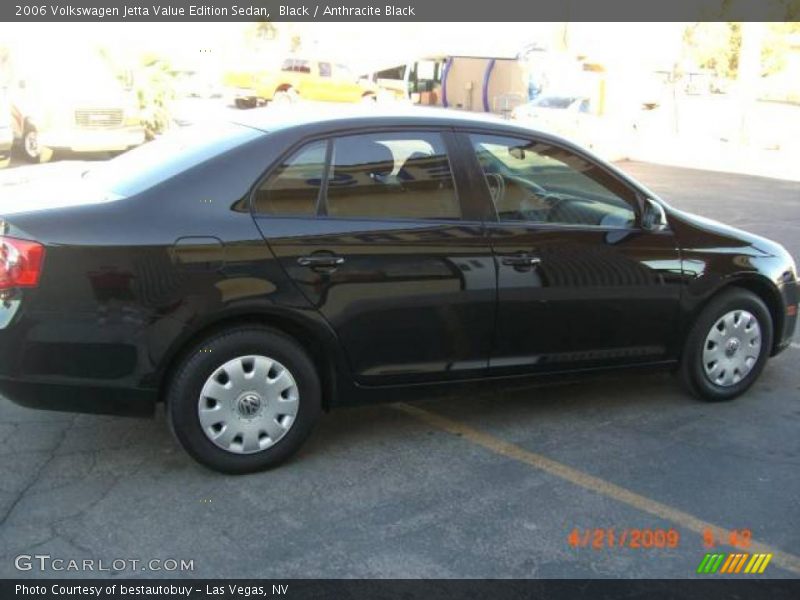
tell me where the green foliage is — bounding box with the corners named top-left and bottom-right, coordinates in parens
top-left (684, 22), bottom-right (800, 80)
top-left (134, 55), bottom-right (176, 139)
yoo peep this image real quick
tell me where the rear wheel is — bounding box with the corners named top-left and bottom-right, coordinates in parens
top-left (679, 288), bottom-right (772, 401)
top-left (167, 326), bottom-right (321, 473)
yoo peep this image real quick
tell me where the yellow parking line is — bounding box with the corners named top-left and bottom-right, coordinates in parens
top-left (393, 402), bottom-right (800, 576)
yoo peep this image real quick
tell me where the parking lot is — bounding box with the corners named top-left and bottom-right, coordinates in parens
top-left (0, 160), bottom-right (798, 579)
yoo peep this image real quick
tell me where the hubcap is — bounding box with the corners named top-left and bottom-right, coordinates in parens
top-left (198, 355), bottom-right (300, 454)
top-left (702, 310), bottom-right (762, 387)
top-left (24, 131), bottom-right (39, 158)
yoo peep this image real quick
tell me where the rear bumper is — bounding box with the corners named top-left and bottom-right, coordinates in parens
top-left (0, 377), bottom-right (156, 417)
top-left (39, 126), bottom-right (145, 153)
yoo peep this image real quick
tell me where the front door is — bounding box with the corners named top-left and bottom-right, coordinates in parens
top-left (461, 131), bottom-right (683, 374)
top-left (253, 129), bottom-right (495, 384)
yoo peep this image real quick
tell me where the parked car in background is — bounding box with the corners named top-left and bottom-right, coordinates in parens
top-left (512, 93), bottom-right (647, 158)
top-left (227, 57), bottom-right (377, 108)
top-left (0, 109), bottom-right (796, 473)
top-left (512, 94), bottom-right (594, 136)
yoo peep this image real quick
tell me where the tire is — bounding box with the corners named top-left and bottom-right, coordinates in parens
top-left (234, 98), bottom-right (257, 109)
top-left (20, 127), bottom-right (53, 163)
top-left (272, 88), bottom-right (297, 105)
top-left (167, 326), bottom-right (322, 474)
top-left (679, 288), bottom-right (772, 402)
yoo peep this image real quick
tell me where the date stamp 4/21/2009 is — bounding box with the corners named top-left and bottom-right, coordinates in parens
top-left (568, 527), bottom-right (680, 550)
top-left (567, 527), bottom-right (754, 551)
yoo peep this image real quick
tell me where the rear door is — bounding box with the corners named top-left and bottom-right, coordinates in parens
top-left (459, 130), bottom-right (683, 374)
top-left (252, 128), bottom-right (495, 385)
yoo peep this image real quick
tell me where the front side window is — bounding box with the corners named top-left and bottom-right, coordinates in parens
top-left (254, 141), bottom-right (328, 216)
top-left (325, 132), bottom-right (460, 220)
top-left (469, 134), bottom-right (636, 228)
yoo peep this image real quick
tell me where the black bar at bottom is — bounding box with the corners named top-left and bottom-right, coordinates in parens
top-left (2, 579), bottom-right (799, 600)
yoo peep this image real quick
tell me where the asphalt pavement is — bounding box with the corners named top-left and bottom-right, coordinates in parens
top-left (0, 161), bottom-right (798, 579)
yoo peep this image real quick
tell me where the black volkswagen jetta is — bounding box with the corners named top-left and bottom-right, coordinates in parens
top-left (0, 108), bottom-right (797, 473)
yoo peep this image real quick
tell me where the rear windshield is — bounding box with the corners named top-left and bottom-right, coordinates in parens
top-left (84, 122), bottom-right (262, 197)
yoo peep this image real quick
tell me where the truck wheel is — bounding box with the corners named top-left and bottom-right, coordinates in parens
top-left (167, 326), bottom-right (322, 474)
top-left (272, 88), bottom-right (298, 105)
top-left (21, 127), bottom-right (53, 164)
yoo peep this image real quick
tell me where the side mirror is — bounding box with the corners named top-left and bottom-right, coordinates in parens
top-left (642, 198), bottom-right (668, 231)
top-left (509, 146), bottom-right (526, 160)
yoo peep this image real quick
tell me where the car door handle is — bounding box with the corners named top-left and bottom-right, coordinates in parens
top-left (297, 255), bottom-right (345, 268)
top-left (501, 255), bottom-right (541, 267)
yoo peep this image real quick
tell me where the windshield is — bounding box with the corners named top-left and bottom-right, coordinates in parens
top-left (84, 122), bottom-right (262, 197)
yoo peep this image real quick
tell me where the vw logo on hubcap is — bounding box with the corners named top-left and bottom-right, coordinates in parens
top-left (725, 337), bottom-right (741, 357)
top-left (237, 393), bottom-right (263, 418)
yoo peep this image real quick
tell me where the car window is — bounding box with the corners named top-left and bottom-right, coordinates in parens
top-left (469, 134), bottom-right (636, 228)
top-left (280, 59), bottom-right (294, 72)
top-left (325, 132), bottom-right (460, 220)
top-left (319, 62), bottom-right (332, 78)
top-left (254, 140), bottom-right (328, 216)
top-left (533, 96), bottom-right (577, 109)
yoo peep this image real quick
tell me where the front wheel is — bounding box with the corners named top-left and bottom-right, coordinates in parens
top-left (20, 127), bottom-right (54, 163)
top-left (167, 327), bottom-right (321, 473)
top-left (679, 288), bottom-right (772, 402)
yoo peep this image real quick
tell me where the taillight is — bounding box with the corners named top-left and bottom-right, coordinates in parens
top-left (0, 236), bottom-right (46, 290)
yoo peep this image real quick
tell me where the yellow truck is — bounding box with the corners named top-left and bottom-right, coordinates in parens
top-left (226, 57), bottom-right (377, 107)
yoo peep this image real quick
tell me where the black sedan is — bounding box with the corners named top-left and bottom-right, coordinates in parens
top-left (0, 108), bottom-right (797, 473)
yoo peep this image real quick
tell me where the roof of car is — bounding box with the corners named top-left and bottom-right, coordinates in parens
top-left (230, 104), bottom-right (521, 134)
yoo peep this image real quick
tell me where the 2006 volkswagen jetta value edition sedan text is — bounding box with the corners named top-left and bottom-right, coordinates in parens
top-left (0, 108), bottom-right (797, 473)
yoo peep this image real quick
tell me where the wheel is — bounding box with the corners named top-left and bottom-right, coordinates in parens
top-left (272, 88), bottom-right (297, 105)
top-left (360, 93), bottom-right (377, 104)
top-left (679, 288), bottom-right (772, 402)
top-left (167, 326), bottom-right (321, 473)
top-left (20, 127), bottom-right (53, 163)
top-left (234, 98), bottom-right (257, 109)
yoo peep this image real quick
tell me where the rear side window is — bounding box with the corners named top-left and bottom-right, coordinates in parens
top-left (326, 132), bottom-right (460, 220)
top-left (253, 140), bottom-right (328, 216)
